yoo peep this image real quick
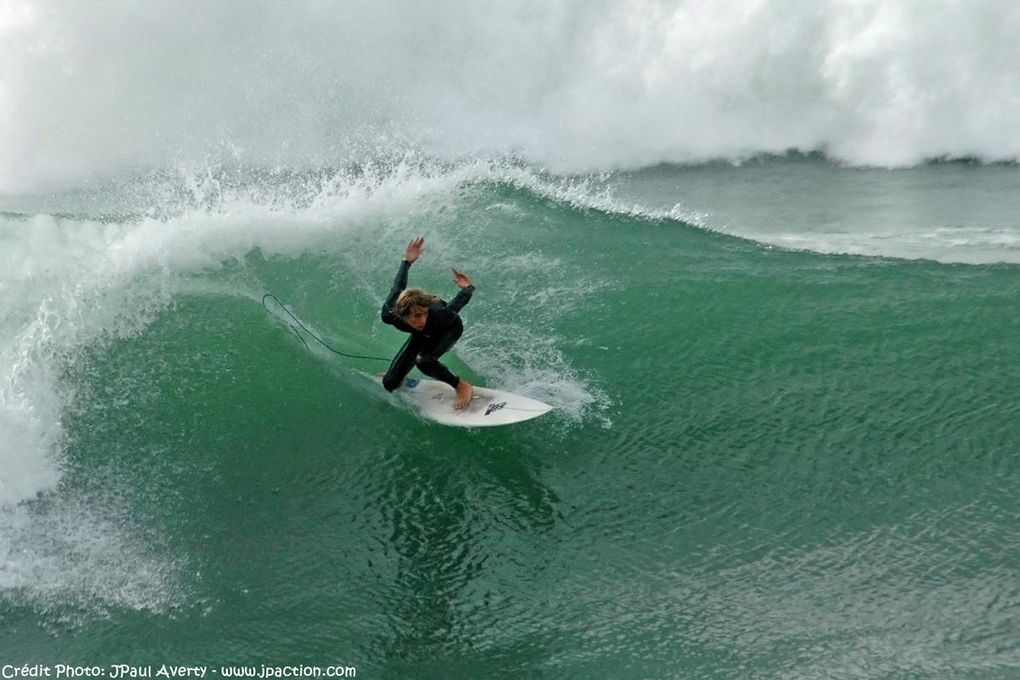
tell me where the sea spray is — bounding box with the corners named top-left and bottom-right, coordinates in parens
top-left (5, 0), bottom-right (1020, 192)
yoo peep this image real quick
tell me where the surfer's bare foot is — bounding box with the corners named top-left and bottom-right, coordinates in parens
top-left (454, 380), bottom-right (473, 409)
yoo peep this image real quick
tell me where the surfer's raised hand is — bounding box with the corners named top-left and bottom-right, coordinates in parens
top-left (452, 268), bottom-right (473, 289)
top-left (404, 236), bottom-right (424, 263)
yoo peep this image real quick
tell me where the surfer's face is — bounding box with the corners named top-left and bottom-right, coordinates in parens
top-left (404, 305), bottom-right (428, 331)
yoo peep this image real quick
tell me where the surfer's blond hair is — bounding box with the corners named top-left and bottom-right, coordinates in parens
top-left (396, 288), bottom-right (439, 317)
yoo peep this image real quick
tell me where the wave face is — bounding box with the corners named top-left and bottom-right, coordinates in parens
top-left (5, 0), bottom-right (1020, 191)
top-left (2, 165), bottom-right (1019, 676)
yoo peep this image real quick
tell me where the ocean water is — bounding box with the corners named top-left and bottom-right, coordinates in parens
top-left (3, 2), bottom-right (1020, 679)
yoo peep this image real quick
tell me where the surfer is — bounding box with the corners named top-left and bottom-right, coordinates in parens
top-left (381, 236), bottom-right (475, 409)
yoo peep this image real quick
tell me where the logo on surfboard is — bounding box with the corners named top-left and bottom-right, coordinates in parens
top-left (485, 401), bottom-right (507, 416)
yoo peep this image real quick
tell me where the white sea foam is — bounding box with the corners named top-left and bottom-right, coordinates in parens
top-left (459, 322), bottom-right (610, 428)
top-left (4, 0), bottom-right (1020, 193)
top-left (0, 495), bottom-right (182, 616)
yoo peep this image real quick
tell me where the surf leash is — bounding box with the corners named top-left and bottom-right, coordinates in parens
top-left (262, 292), bottom-right (391, 363)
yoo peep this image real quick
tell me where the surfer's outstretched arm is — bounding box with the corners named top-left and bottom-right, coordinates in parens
top-left (446, 268), bottom-right (475, 408)
top-left (447, 268), bottom-right (475, 313)
top-left (381, 260), bottom-right (411, 323)
top-left (381, 236), bottom-right (424, 323)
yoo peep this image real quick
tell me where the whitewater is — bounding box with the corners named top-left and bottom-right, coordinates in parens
top-left (4, 0), bottom-right (1020, 191)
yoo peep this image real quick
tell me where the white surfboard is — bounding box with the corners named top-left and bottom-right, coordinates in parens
top-left (390, 378), bottom-right (552, 427)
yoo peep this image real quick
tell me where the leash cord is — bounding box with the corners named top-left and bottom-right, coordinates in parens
top-left (262, 292), bottom-right (391, 363)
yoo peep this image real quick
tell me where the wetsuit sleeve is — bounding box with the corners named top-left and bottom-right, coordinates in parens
top-left (381, 260), bottom-right (412, 324)
top-left (446, 285), bottom-right (474, 314)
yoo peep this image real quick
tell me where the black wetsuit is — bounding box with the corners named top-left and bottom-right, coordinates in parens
top-left (380, 259), bottom-right (474, 392)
